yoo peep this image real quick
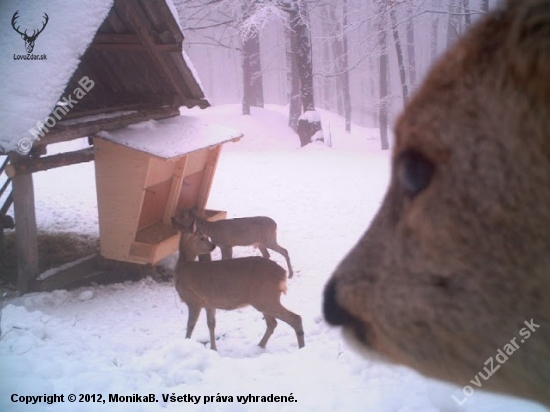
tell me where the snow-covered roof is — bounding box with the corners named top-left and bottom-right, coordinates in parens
top-left (95, 115), bottom-right (243, 160)
top-left (0, 0), bottom-right (209, 155)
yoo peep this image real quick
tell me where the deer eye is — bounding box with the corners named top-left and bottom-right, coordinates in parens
top-left (397, 150), bottom-right (434, 197)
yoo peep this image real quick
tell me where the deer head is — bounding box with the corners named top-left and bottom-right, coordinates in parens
top-left (11, 11), bottom-right (49, 54)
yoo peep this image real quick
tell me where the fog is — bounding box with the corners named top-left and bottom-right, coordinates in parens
top-left (176, 0), bottom-right (496, 134)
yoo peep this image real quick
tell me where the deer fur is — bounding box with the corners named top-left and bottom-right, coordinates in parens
top-left (189, 208), bottom-right (294, 278)
top-left (172, 211), bottom-right (305, 351)
top-left (323, 0), bottom-right (549, 406)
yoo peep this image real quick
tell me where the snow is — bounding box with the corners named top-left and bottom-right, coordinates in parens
top-left (299, 110), bottom-right (321, 123)
top-left (0, 0), bottom-right (207, 154)
top-left (96, 116), bottom-right (242, 160)
top-left (1, 105), bottom-right (548, 412)
top-left (0, 0), bottom-right (114, 153)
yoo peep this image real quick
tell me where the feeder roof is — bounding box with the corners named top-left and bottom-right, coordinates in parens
top-left (0, 0), bottom-right (209, 155)
top-left (95, 115), bottom-right (243, 160)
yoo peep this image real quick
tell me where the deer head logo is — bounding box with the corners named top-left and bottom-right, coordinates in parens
top-left (11, 11), bottom-right (49, 54)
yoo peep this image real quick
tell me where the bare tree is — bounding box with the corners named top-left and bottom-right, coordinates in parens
top-left (341, 0), bottom-right (352, 132)
top-left (447, 0), bottom-right (461, 47)
top-left (241, 2), bottom-right (265, 115)
top-left (462, 0), bottom-right (471, 26)
top-left (389, 4), bottom-right (409, 105)
top-left (282, 0), bottom-right (321, 146)
top-left (286, 25), bottom-right (301, 130)
top-left (242, 27), bottom-right (264, 114)
top-left (375, 0), bottom-right (390, 150)
top-left (405, 0), bottom-right (417, 89)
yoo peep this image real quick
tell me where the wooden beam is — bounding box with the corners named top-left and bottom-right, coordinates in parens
top-left (94, 33), bottom-right (141, 44)
top-left (73, 93), bottom-right (182, 111)
top-left (30, 255), bottom-right (98, 292)
top-left (120, 1), bottom-right (189, 99)
top-left (90, 42), bottom-right (181, 52)
top-left (32, 106), bottom-right (179, 148)
top-left (59, 102), bottom-right (158, 121)
top-left (11, 169), bottom-right (39, 293)
top-left (5, 147), bottom-right (95, 178)
top-left (163, 156), bottom-right (188, 225)
top-left (90, 34), bottom-right (181, 52)
top-left (93, 33), bottom-right (182, 51)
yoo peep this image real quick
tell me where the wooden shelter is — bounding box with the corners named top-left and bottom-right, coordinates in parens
top-left (1, 0), bottom-right (242, 293)
top-left (93, 116), bottom-right (239, 265)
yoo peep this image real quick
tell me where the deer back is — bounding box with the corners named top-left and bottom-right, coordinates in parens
top-left (175, 257), bottom-right (287, 310)
top-left (196, 216), bottom-right (277, 246)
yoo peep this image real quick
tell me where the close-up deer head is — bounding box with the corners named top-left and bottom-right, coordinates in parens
top-left (11, 10), bottom-right (49, 54)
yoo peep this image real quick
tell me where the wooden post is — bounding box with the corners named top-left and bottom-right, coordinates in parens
top-left (11, 172), bottom-right (39, 293)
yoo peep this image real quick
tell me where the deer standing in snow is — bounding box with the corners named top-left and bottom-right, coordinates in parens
top-left (187, 208), bottom-right (294, 278)
top-left (172, 209), bottom-right (305, 351)
top-left (323, 0), bottom-right (549, 407)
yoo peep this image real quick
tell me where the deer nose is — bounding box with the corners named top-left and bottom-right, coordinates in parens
top-left (323, 278), bottom-right (360, 327)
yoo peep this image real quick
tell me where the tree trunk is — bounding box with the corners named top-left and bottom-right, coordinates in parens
top-left (285, 26), bottom-right (301, 131)
top-left (405, 1), bottom-right (417, 89)
top-left (447, 0), bottom-right (461, 47)
top-left (289, 2), bottom-right (315, 112)
top-left (249, 35), bottom-right (264, 108)
top-left (341, 0), bottom-right (351, 132)
top-left (242, 29), bottom-right (263, 114)
top-left (288, 0), bottom-right (321, 146)
top-left (430, 10), bottom-right (439, 63)
top-left (11, 170), bottom-right (39, 293)
top-left (376, 2), bottom-right (390, 150)
top-left (320, 6), bottom-right (333, 112)
top-left (242, 35), bottom-right (251, 115)
top-left (462, 0), bottom-right (471, 26)
top-left (481, 0), bottom-right (489, 13)
top-left (389, 6), bottom-right (408, 105)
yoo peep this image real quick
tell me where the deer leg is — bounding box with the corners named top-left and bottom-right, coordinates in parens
top-left (220, 246), bottom-right (233, 259)
top-left (267, 304), bottom-right (305, 348)
top-left (258, 314), bottom-right (277, 348)
top-left (267, 243), bottom-right (293, 278)
top-left (205, 307), bottom-right (217, 351)
top-left (258, 244), bottom-right (271, 259)
top-left (185, 305), bottom-right (202, 339)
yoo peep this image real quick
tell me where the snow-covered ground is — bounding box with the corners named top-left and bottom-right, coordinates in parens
top-left (0, 105), bottom-right (547, 412)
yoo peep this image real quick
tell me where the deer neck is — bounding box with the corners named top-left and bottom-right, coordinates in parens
top-left (178, 233), bottom-right (199, 263)
top-left (195, 216), bottom-right (212, 233)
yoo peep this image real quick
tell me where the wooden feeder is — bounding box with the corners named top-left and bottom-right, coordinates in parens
top-left (93, 115), bottom-right (242, 265)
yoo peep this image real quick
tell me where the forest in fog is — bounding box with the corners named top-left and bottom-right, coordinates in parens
top-left (174, 0), bottom-right (496, 148)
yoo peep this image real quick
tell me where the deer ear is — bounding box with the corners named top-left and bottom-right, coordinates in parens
top-left (507, 0), bottom-right (550, 102)
top-left (20, 34), bottom-right (25, 39)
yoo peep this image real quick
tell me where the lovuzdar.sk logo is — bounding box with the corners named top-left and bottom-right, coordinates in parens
top-left (12, 10), bottom-right (49, 60)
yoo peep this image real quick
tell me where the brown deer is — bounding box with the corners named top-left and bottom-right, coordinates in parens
top-left (323, 0), bottom-right (549, 407)
top-left (188, 208), bottom-right (294, 278)
top-left (171, 209), bottom-right (305, 351)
